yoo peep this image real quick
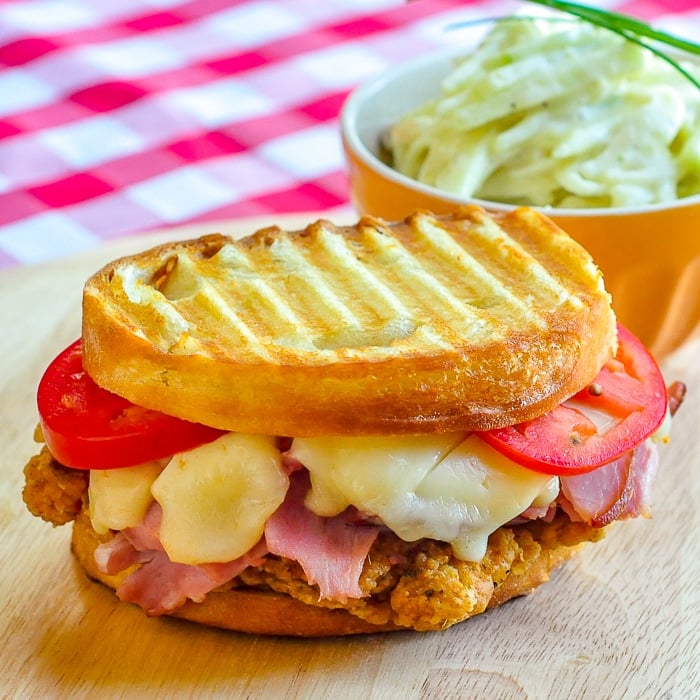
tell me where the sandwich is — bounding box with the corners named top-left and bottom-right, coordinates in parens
top-left (22, 205), bottom-right (684, 636)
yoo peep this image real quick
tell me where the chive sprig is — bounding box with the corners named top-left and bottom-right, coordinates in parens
top-left (525, 0), bottom-right (700, 89)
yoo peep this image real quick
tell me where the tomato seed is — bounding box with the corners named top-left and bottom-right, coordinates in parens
top-left (588, 382), bottom-right (603, 396)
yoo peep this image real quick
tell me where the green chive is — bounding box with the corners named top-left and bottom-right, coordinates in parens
top-left (525, 0), bottom-right (700, 89)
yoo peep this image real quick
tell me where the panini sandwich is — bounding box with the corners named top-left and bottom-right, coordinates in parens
top-left (23, 206), bottom-right (683, 636)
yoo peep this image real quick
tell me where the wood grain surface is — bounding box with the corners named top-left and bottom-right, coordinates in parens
top-left (1, 215), bottom-right (698, 700)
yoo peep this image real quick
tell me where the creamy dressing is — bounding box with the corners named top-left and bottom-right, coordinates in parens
top-left (386, 16), bottom-right (700, 208)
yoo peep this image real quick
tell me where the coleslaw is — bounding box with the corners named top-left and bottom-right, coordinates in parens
top-left (385, 17), bottom-right (700, 208)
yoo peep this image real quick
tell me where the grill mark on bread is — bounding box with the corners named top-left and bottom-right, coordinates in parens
top-left (109, 211), bottom-right (597, 358)
top-left (413, 213), bottom-right (581, 314)
top-left (407, 217), bottom-right (528, 315)
top-left (147, 247), bottom-right (307, 356)
top-left (358, 220), bottom-right (487, 347)
top-left (204, 244), bottom-right (307, 350)
top-left (304, 224), bottom-right (424, 350)
top-left (265, 235), bottom-right (363, 330)
top-left (82, 206), bottom-right (616, 435)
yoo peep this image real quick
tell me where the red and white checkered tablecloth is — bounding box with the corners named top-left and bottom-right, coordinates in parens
top-left (1, 0), bottom-right (698, 269)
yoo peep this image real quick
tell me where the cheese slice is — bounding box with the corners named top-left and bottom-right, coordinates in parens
top-left (292, 433), bottom-right (467, 516)
top-left (88, 460), bottom-right (165, 535)
top-left (290, 433), bottom-right (558, 561)
top-left (411, 435), bottom-right (558, 559)
top-left (89, 430), bottom-right (560, 566)
top-left (151, 433), bottom-right (288, 565)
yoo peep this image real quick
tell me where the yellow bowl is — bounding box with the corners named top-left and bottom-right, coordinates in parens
top-left (340, 47), bottom-right (700, 358)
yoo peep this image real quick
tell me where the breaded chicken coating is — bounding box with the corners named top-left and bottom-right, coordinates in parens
top-left (23, 446), bottom-right (88, 525)
top-left (237, 514), bottom-right (604, 631)
top-left (23, 443), bottom-right (604, 631)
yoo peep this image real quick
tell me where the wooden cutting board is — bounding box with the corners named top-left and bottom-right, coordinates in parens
top-left (1, 215), bottom-right (698, 700)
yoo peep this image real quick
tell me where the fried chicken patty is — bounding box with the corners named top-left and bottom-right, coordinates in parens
top-left (23, 446), bottom-right (88, 525)
top-left (24, 447), bottom-right (604, 632)
top-left (235, 514), bottom-right (602, 630)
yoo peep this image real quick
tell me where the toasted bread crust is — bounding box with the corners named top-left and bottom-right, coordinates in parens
top-left (82, 207), bottom-right (616, 436)
top-left (71, 507), bottom-right (603, 636)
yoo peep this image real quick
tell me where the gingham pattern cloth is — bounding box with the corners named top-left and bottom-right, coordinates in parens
top-left (1, 0), bottom-right (699, 269)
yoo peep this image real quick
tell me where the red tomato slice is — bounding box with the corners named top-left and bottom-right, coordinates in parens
top-left (478, 325), bottom-right (667, 475)
top-left (37, 339), bottom-right (226, 469)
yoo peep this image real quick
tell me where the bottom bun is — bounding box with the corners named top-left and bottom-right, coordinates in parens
top-left (71, 509), bottom-right (605, 637)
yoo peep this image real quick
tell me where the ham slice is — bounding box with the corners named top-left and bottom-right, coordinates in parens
top-left (508, 504), bottom-right (557, 525)
top-left (627, 441), bottom-right (660, 516)
top-left (93, 471), bottom-right (380, 614)
top-left (94, 532), bottom-right (152, 575)
top-left (122, 502), bottom-right (163, 552)
top-left (265, 471), bottom-right (379, 603)
top-left (560, 440), bottom-right (659, 527)
top-left (117, 544), bottom-right (267, 616)
top-left (94, 502), bottom-right (267, 615)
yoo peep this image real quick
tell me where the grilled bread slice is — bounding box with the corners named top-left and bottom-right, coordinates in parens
top-left (82, 206), bottom-right (616, 436)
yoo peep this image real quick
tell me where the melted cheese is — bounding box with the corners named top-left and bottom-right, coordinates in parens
top-left (88, 461), bottom-right (164, 535)
top-left (151, 433), bottom-right (288, 565)
top-left (293, 433), bottom-right (467, 516)
top-left (88, 431), bottom-right (560, 566)
top-left (290, 433), bottom-right (558, 561)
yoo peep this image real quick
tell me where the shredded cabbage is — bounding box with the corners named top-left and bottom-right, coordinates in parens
top-left (385, 17), bottom-right (700, 208)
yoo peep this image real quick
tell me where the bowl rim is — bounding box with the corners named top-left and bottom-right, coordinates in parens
top-left (340, 43), bottom-right (700, 218)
